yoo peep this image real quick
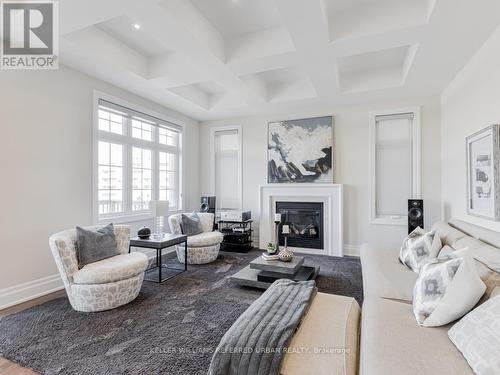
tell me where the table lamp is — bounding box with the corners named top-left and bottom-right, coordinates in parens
top-left (149, 200), bottom-right (169, 238)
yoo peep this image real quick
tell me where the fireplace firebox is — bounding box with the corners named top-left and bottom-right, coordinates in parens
top-left (276, 201), bottom-right (324, 250)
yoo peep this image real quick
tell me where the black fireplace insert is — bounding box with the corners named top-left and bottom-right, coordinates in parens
top-left (276, 201), bottom-right (324, 250)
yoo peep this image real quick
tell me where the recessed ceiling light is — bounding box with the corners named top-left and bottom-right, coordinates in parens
top-left (132, 23), bottom-right (141, 30)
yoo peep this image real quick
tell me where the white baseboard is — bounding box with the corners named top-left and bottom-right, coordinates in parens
top-left (343, 244), bottom-right (360, 257)
top-left (0, 274), bottom-right (64, 311)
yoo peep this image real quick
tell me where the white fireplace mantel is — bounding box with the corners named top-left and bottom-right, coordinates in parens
top-left (259, 184), bottom-right (343, 257)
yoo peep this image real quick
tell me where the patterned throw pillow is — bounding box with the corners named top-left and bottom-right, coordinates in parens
top-left (448, 295), bottom-right (500, 375)
top-left (413, 253), bottom-right (486, 327)
top-left (400, 227), bottom-right (442, 273)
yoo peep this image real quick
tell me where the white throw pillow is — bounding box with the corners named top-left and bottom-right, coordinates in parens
top-left (400, 227), bottom-right (442, 273)
top-left (441, 248), bottom-right (500, 304)
top-left (438, 245), bottom-right (455, 257)
top-left (413, 251), bottom-right (486, 327)
top-left (448, 295), bottom-right (500, 375)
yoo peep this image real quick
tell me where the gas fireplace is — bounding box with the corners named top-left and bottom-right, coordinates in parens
top-left (276, 201), bottom-right (324, 250)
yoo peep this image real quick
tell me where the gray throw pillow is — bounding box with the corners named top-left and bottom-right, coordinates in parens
top-left (76, 223), bottom-right (119, 268)
top-left (180, 212), bottom-right (203, 236)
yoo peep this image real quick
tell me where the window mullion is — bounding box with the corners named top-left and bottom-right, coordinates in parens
top-left (125, 116), bottom-right (132, 216)
top-left (153, 128), bottom-right (159, 202)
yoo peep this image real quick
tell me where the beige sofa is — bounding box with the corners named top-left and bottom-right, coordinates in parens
top-left (359, 219), bottom-right (500, 375)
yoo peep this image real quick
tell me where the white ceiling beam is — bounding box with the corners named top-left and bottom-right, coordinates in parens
top-left (60, 0), bottom-right (134, 35)
top-left (274, 0), bottom-right (340, 97)
top-left (126, 1), bottom-right (267, 106)
top-left (63, 26), bottom-right (148, 78)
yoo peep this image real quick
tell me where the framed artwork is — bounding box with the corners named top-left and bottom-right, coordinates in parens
top-left (466, 124), bottom-right (500, 220)
top-left (268, 116), bottom-right (333, 183)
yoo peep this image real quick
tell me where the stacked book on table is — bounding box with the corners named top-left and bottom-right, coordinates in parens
top-left (261, 253), bottom-right (279, 261)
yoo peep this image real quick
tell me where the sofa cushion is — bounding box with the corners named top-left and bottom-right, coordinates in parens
top-left (185, 231), bottom-right (224, 247)
top-left (360, 244), bottom-right (417, 302)
top-left (452, 237), bottom-right (500, 303)
top-left (450, 219), bottom-right (500, 249)
top-left (281, 293), bottom-right (360, 375)
top-left (73, 252), bottom-right (148, 285)
top-left (360, 297), bottom-right (474, 375)
top-left (432, 221), bottom-right (468, 246)
top-left (453, 237), bottom-right (500, 270)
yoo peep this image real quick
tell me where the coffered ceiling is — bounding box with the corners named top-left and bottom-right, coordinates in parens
top-left (59, 0), bottom-right (500, 120)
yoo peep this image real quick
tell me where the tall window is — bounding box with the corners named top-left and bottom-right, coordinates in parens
top-left (211, 127), bottom-right (242, 210)
top-left (369, 108), bottom-right (420, 225)
top-left (94, 96), bottom-right (182, 222)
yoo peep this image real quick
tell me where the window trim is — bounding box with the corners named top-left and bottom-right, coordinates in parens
top-left (209, 125), bottom-right (243, 210)
top-left (92, 90), bottom-right (185, 225)
top-left (368, 107), bottom-right (421, 226)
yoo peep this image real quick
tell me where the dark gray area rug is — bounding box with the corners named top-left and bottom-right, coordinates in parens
top-left (0, 250), bottom-right (363, 375)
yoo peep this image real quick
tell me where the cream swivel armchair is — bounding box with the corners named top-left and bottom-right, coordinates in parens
top-left (168, 213), bottom-right (223, 264)
top-left (49, 225), bottom-right (148, 312)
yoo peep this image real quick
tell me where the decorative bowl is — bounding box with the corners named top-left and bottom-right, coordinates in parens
top-left (278, 247), bottom-right (294, 262)
top-left (137, 226), bottom-right (151, 239)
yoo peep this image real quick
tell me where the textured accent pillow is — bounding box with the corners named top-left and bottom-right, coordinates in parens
top-left (180, 212), bottom-right (203, 236)
top-left (475, 259), bottom-right (500, 304)
top-left (492, 286), bottom-right (500, 298)
top-left (76, 223), bottom-right (119, 268)
top-left (400, 227), bottom-right (442, 273)
top-left (413, 253), bottom-right (486, 327)
top-left (448, 295), bottom-right (500, 375)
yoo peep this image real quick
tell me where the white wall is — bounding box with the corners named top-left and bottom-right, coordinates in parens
top-left (0, 65), bottom-right (200, 307)
top-left (199, 97), bottom-right (442, 254)
top-left (441, 24), bottom-right (500, 232)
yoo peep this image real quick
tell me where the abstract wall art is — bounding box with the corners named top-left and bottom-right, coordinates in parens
top-left (268, 116), bottom-right (333, 183)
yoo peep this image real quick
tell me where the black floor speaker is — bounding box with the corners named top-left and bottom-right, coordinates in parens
top-left (200, 196), bottom-right (216, 214)
top-left (408, 199), bottom-right (424, 234)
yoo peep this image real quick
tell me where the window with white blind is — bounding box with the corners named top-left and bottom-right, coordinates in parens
top-left (93, 94), bottom-right (183, 222)
top-left (369, 108), bottom-right (421, 225)
top-left (210, 127), bottom-right (242, 210)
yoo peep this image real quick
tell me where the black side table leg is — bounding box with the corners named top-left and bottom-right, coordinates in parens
top-left (158, 248), bottom-right (162, 283)
top-left (184, 240), bottom-right (188, 271)
top-left (128, 244), bottom-right (131, 254)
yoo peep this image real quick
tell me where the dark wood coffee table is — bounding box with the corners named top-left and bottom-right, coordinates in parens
top-left (230, 255), bottom-right (319, 289)
top-left (129, 234), bottom-right (188, 283)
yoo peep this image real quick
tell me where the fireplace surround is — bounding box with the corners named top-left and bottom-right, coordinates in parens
top-left (259, 184), bottom-right (343, 256)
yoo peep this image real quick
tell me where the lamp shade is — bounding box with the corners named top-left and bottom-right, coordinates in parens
top-left (149, 200), bottom-right (169, 217)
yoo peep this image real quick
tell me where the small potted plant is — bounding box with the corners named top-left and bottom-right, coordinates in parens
top-left (266, 242), bottom-right (276, 255)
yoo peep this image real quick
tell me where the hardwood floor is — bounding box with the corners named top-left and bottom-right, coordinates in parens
top-left (0, 290), bottom-right (65, 375)
top-left (0, 357), bottom-right (38, 375)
